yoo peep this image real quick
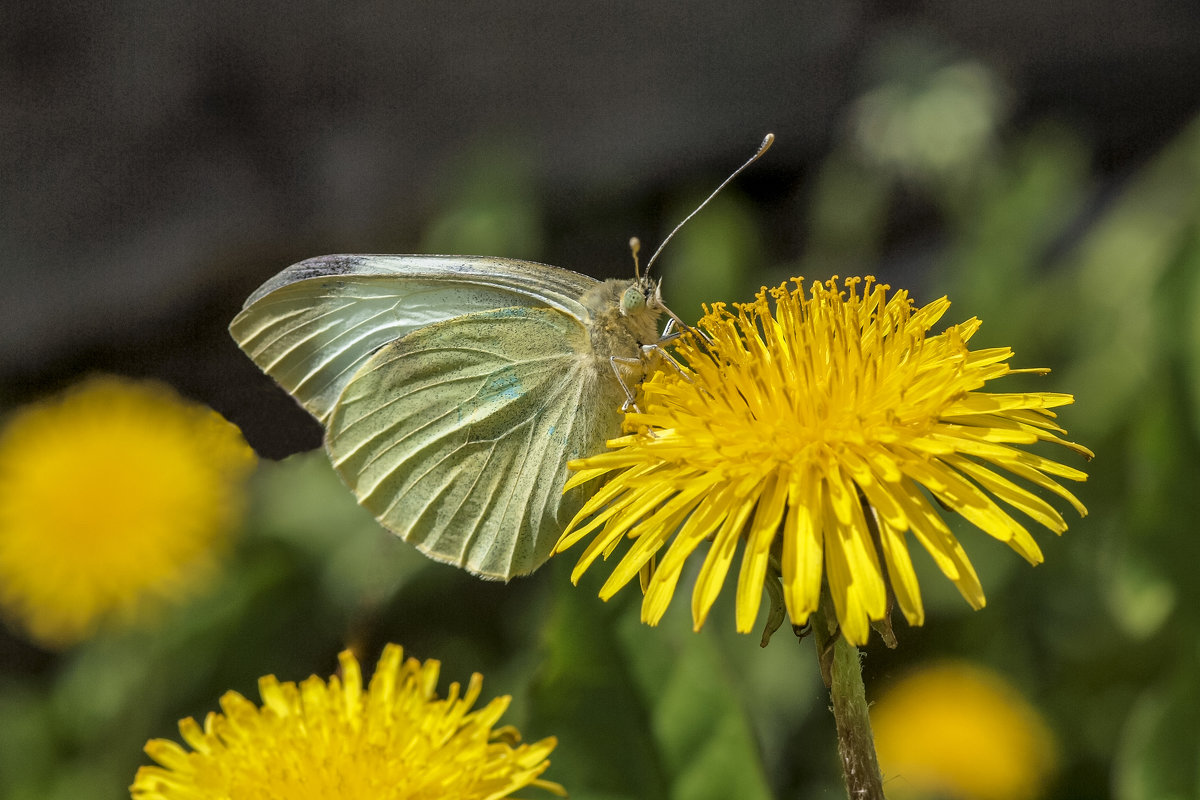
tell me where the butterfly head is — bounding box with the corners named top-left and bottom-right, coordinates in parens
top-left (620, 276), bottom-right (663, 319)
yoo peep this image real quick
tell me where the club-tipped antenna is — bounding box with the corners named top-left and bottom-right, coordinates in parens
top-left (643, 133), bottom-right (775, 276)
top-left (629, 237), bottom-right (643, 279)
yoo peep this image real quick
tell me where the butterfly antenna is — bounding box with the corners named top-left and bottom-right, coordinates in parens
top-left (629, 237), bottom-right (643, 279)
top-left (643, 132), bottom-right (775, 276)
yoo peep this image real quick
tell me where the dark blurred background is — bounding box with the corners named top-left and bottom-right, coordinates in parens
top-left (5, 3), bottom-right (1200, 799)
top-left (5, 1), bottom-right (1198, 453)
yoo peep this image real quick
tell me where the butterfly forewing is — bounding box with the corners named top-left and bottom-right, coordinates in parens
top-left (325, 306), bottom-right (623, 579)
top-left (230, 255), bottom-right (595, 423)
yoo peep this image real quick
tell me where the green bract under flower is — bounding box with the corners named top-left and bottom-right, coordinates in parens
top-left (556, 277), bottom-right (1091, 645)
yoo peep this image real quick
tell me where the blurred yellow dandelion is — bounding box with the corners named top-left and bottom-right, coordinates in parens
top-left (130, 644), bottom-right (565, 800)
top-left (871, 661), bottom-right (1058, 800)
top-left (557, 277), bottom-right (1091, 645)
top-left (0, 376), bottom-right (255, 647)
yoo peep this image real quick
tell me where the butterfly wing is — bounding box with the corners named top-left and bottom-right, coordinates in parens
top-left (229, 254), bottom-right (596, 423)
top-left (325, 306), bottom-right (623, 579)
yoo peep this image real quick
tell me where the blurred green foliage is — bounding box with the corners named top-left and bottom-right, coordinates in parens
top-left (5, 40), bottom-right (1200, 800)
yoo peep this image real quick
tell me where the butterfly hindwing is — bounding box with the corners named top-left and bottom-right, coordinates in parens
top-left (229, 255), bottom-right (596, 423)
top-left (325, 306), bottom-right (622, 579)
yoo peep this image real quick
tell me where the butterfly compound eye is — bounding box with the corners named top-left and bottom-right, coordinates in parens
top-left (620, 284), bottom-right (646, 316)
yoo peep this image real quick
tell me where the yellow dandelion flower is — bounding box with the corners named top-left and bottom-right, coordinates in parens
top-left (557, 277), bottom-right (1091, 645)
top-left (870, 661), bottom-right (1058, 800)
top-left (130, 644), bottom-right (566, 800)
top-left (0, 376), bottom-right (255, 647)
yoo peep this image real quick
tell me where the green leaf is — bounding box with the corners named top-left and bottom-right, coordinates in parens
top-left (945, 121), bottom-right (1090, 346)
top-left (249, 451), bottom-right (432, 612)
top-left (530, 560), bottom-right (775, 800)
top-left (0, 682), bottom-right (55, 799)
top-left (1182, 231), bottom-right (1200, 437)
top-left (529, 561), bottom-right (668, 799)
top-left (620, 620), bottom-right (775, 800)
top-left (1113, 670), bottom-right (1200, 800)
top-left (1060, 117), bottom-right (1200, 438)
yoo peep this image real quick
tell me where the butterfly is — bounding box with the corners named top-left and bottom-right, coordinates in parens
top-left (229, 134), bottom-right (773, 580)
top-left (231, 254), bottom-right (667, 579)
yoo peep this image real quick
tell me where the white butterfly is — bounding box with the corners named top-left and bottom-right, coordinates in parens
top-left (231, 255), bottom-right (665, 579)
top-left (230, 134), bottom-right (773, 580)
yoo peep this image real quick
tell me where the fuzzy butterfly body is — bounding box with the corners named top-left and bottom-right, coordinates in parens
top-left (230, 254), bottom-right (664, 579)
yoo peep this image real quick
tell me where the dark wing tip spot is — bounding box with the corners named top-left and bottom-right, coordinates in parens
top-left (243, 254), bottom-right (368, 307)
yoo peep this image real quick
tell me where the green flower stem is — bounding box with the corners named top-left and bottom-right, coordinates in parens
top-left (812, 602), bottom-right (885, 800)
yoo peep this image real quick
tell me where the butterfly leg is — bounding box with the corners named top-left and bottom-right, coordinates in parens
top-left (653, 313), bottom-right (714, 364)
top-left (610, 355), bottom-right (644, 412)
top-left (640, 337), bottom-right (693, 383)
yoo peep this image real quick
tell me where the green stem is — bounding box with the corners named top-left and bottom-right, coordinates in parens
top-left (812, 603), bottom-right (885, 800)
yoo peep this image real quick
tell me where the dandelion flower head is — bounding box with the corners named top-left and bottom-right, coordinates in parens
top-left (871, 661), bottom-right (1058, 800)
top-left (557, 277), bottom-right (1091, 645)
top-left (131, 644), bottom-right (565, 800)
top-left (0, 376), bottom-right (255, 647)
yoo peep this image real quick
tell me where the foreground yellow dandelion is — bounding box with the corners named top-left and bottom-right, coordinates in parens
top-left (131, 644), bottom-right (565, 800)
top-left (557, 277), bottom-right (1091, 645)
top-left (871, 661), bottom-right (1058, 800)
top-left (0, 376), bottom-right (255, 647)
